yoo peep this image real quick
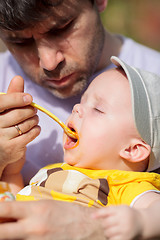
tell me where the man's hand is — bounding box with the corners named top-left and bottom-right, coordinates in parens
top-left (0, 75), bottom-right (40, 176)
top-left (0, 200), bottom-right (105, 240)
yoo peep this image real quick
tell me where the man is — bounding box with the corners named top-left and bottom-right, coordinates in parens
top-left (0, 0), bottom-right (160, 239)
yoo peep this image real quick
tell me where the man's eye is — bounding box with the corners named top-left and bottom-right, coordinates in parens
top-left (14, 42), bottom-right (28, 46)
top-left (12, 38), bottom-right (34, 47)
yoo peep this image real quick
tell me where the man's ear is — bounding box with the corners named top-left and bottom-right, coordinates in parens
top-left (95, 0), bottom-right (108, 12)
top-left (119, 139), bottom-right (151, 163)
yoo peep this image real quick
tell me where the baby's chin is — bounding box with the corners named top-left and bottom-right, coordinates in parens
top-left (64, 159), bottom-right (74, 166)
top-left (64, 155), bottom-right (78, 167)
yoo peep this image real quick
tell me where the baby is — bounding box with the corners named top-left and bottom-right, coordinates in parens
top-left (2, 57), bottom-right (160, 239)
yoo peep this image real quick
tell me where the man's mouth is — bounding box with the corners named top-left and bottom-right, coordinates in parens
top-left (45, 73), bottom-right (74, 88)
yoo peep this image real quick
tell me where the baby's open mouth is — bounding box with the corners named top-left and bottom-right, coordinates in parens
top-left (64, 126), bottom-right (79, 149)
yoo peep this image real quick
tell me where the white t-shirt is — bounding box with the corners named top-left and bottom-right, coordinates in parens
top-left (0, 36), bottom-right (160, 184)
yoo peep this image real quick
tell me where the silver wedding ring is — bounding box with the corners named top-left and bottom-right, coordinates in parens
top-left (15, 125), bottom-right (23, 136)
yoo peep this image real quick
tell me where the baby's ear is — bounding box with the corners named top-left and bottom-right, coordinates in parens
top-left (119, 139), bottom-right (151, 163)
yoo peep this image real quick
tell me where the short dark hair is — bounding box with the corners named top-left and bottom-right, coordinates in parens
top-left (0, 0), bottom-right (63, 31)
top-left (0, 0), bottom-right (95, 31)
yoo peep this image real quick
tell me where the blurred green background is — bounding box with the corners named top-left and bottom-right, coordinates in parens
top-left (0, 0), bottom-right (160, 52)
top-left (101, 0), bottom-right (160, 51)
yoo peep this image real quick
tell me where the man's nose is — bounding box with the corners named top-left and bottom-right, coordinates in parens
top-left (37, 42), bottom-right (65, 71)
top-left (72, 104), bottom-right (83, 118)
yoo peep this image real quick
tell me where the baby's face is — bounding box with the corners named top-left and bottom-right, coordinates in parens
top-left (63, 68), bottom-right (139, 170)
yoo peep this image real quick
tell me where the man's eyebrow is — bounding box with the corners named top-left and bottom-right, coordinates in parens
top-left (48, 15), bottom-right (74, 31)
top-left (4, 36), bottom-right (33, 42)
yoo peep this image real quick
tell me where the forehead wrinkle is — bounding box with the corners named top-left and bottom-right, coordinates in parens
top-left (2, 14), bottom-right (74, 41)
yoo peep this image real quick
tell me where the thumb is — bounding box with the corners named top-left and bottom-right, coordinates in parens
top-left (7, 75), bottom-right (24, 94)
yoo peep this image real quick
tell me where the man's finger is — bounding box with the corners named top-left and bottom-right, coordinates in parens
top-left (0, 221), bottom-right (25, 239)
top-left (7, 75), bottom-right (24, 94)
top-left (0, 93), bottom-right (32, 112)
top-left (0, 202), bottom-right (28, 219)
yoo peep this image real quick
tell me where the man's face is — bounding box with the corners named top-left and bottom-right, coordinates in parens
top-left (0, 0), bottom-right (105, 98)
top-left (63, 69), bottom-right (139, 170)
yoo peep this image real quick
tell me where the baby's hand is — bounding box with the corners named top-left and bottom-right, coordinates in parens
top-left (92, 205), bottom-right (143, 240)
